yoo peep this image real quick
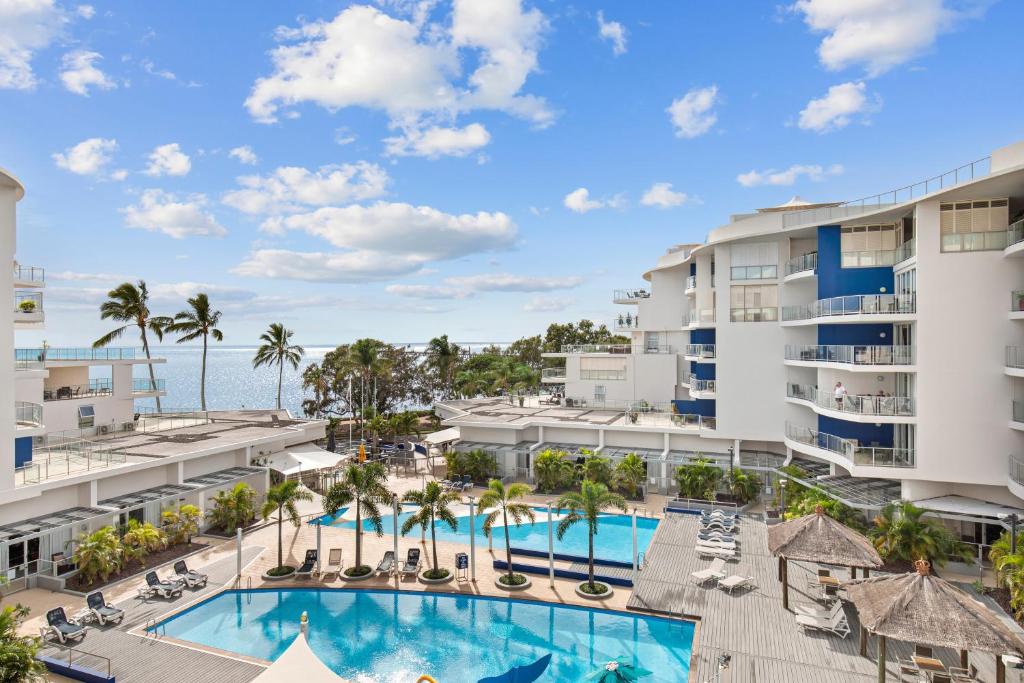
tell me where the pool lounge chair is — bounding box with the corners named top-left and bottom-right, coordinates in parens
top-left (795, 604), bottom-right (850, 638)
top-left (44, 608), bottom-right (87, 644)
top-left (717, 575), bottom-right (755, 594)
top-left (697, 531), bottom-right (736, 543)
top-left (795, 600), bottom-right (843, 620)
top-left (700, 520), bottom-right (736, 531)
top-left (696, 545), bottom-right (735, 560)
top-left (173, 560), bottom-right (208, 588)
top-left (376, 550), bottom-right (396, 575)
top-left (143, 571), bottom-right (183, 599)
top-left (696, 538), bottom-right (737, 550)
top-left (690, 558), bottom-right (727, 585)
top-left (85, 591), bottom-right (124, 625)
top-left (296, 550), bottom-right (317, 578)
top-left (401, 548), bottom-right (421, 576)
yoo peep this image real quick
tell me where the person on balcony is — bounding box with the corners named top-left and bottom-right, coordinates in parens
top-left (833, 381), bottom-right (847, 409)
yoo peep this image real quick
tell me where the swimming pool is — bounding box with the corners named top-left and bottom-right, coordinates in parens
top-left (154, 588), bottom-right (694, 682)
top-left (321, 507), bottom-right (659, 563)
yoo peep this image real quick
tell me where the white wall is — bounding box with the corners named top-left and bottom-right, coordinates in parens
top-left (0, 183), bottom-right (16, 491)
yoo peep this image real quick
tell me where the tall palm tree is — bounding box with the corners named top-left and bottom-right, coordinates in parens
top-left (93, 281), bottom-right (172, 411)
top-left (613, 452), bottom-right (646, 499)
top-left (322, 462), bottom-right (391, 573)
top-left (401, 481), bottom-right (460, 579)
top-left (425, 335), bottom-right (463, 400)
top-left (166, 293), bottom-right (223, 411)
top-left (344, 339), bottom-right (391, 436)
top-left (260, 480), bottom-right (313, 573)
top-left (557, 480), bottom-right (627, 592)
top-left (478, 479), bottom-right (535, 585)
top-left (252, 323), bottom-right (304, 410)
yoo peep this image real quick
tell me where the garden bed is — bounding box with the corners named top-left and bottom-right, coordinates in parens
top-left (201, 520), bottom-right (263, 539)
top-left (65, 542), bottom-right (209, 593)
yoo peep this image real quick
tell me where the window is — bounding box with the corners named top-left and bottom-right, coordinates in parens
top-left (730, 265), bottom-right (777, 280)
top-left (580, 357), bottom-right (627, 381)
top-left (940, 199), bottom-right (1009, 252)
top-left (841, 225), bottom-right (897, 266)
top-left (730, 242), bottom-right (778, 280)
top-left (729, 284), bottom-right (778, 322)
top-left (78, 405), bottom-right (95, 428)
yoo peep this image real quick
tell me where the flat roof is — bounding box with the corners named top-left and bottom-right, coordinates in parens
top-left (441, 397), bottom-right (630, 428)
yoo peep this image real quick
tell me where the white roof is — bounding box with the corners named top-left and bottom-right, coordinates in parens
top-left (252, 631), bottom-right (341, 683)
top-left (913, 494), bottom-right (1024, 520)
top-left (261, 442), bottom-right (342, 476)
top-left (424, 427), bottom-right (460, 445)
top-left (777, 195), bottom-right (812, 208)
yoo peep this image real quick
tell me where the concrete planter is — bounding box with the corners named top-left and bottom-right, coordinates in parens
top-left (419, 569), bottom-right (453, 585)
top-left (261, 567), bottom-right (297, 581)
top-left (495, 574), bottom-right (532, 591)
top-left (340, 567), bottom-right (377, 582)
top-left (575, 581), bottom-right (613, 600)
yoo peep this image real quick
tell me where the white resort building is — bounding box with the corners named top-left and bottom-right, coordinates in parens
top-left (437, 139), bottom-right (1024, 545)
top-left (0, 167), bottom-right (326, 590)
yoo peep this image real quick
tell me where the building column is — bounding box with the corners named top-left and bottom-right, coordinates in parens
top-left (733, 439), bottom-right (741, 468)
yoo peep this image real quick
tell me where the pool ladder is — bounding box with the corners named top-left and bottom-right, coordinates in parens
top-left (144, 618), bottom-right (165, 639)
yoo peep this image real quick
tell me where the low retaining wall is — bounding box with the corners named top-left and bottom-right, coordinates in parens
top-left (493, 559), bottom-right (634, 588)
top-left (39, 656), bottom-right (114, 683)
top-left (507, 546), bottom-right (634, 569)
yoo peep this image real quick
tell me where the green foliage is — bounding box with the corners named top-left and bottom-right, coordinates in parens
top-left (533, 449), bottom-right (576, 493)
top-left (453, 353), bottom-right (539, 398)
top-left (478, 479), bottom-right (536, 582)
top-left (401, 481), bottom-right (461, 575)
top-left (541, 319), bottom-right (629, 353)
top-left (206, 483), bottom-right (258, 533)
top-left (261, 480), bottom-right (314, 570)
top-left (504, 335), bottom-right (542, 370)
top-left (424, 335), bottom-right (464, 400)
top-left (162, 504), bottom-right (202, 545)
top-left (166, 293), bottom-right (223, 411)
top-left (17, 299), bottom-right (35, 313)
top-left (869, 501), bottom-right (973, 566)
top-left (990, 532), bottom-right (1024, 619)
top-left (581, 454), bottom-right (613, 487)
top-left (322, 461), bottom-right (391, 569)
top-left (70, 526), bottom-right (123, 586)
top-left (122, 520), bottom-right (167, 568)
top-left (253, 323), bottom-right (304, 410)
top-left (443, 449), bottom-right (498, 484)
top-left (556, 481), bottom-right (627, 591)
top-left (787, 491), bottom-right (867, 531)
top-left (0, 604), bottom-right (47, 682)
top-left (724, 469), bottom-right (762, 505)
top-left (613, 453), bottom-right (646, 499)
top-left (673, 457), bottom-right (723, 501)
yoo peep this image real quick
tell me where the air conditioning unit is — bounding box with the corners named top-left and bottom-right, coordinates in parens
top-left (98, 425), bottom-right (110, 435)
top-left (122, 422), bottom-right (135, 432)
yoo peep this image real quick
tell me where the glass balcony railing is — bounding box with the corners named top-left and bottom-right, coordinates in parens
top-left (44, 379), bottom-right (113, 401)
top-left (14, 359), bottom-right (44, 371)
top-left (612, 289), bottom-right (650, 303)
top-left (541, 367), bottom-right (566, 380)
top-left (16, 401), bottom-right (43, 428)
top-left (685, 275), bottom-right (696, 291)
top-left (782, 294), bottom-right (916, 321)
top-left (1011, 454), bottom-right (1024, 488)
top-left (614, 315), bottom-right (640, 329)
top-left (579, 369), bottom-right (626, 381)
top-left (13, 265), bottom-right (44, 283)
top-left (1008, 219), bottom-right (1024, 249)
top-left (14, 291), bottom-right (42, 316)
top-left (1013, 401), bottom-right (1024, 424)
top-left (785, 344), bottom-right (914, 365)
top-left (691, 379), bottom-right (716, 394)
top-left (729, 307), bottom-right (778, 322)
top-left (841, 249), bottom-right (901, 268)
top-left (785, 252), bottom-right (817, 276)
top-left (893, 238), bottom-right (916, 263)
top-left (684, 344), bottom-right (715, 359)
top-left (680, 372), bottom-right (692, 387)
top-left (16, 347), bottom-right (139, 362)
top-left (1008, 347), bottom-right (1024, 369)
top-left (787, 383), bottom-right (915, 417)
top-left (685, 309), bottom-right (716, 326)
top-left (785, 422), bottom-right (915, 468)
top-left (132, 378), bottom-right (166, 393)
top-left (1012, 291), bottom-right (1024, 314)
top-left (942, 231), bottom-right (1009, 253)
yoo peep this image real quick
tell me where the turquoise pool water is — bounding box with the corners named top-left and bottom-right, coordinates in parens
top-left (321, 507), bottom-right (659, 563)
top-left (154, 589), bottom-right (693, 682)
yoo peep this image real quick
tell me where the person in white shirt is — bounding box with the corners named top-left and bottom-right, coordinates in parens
top-left (834, 381), bottom-right (848, 409)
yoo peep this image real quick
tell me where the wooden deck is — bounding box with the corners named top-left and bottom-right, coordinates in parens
top-left (627, 513), bottom-right (1024, 683)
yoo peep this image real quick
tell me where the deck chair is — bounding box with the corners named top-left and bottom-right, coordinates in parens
top-left (795, 604), bottom-right (850, 638)
top-left (44, 608), bottom-right (86, 644)
top-left (296, 549), bottom-right (317, 578)
top-left (717, 575), bottom-right (755, 594)
top-left (401, 548), bottom-right (421, 576)
top-left (376, 550), bottom-right (396, 575)
top-left (690, 557), bottom-right (727, 585)
top-left (795, 600), bottom-right (843, 620)
top-left (696, 538), bottom-right (737, 550)
top-left (323, 548), bottom-right (343, 577)
top-left (173, 560), bottom-right (208, 588)
top-left (86, 591), bottom-right (124, 625)
top-left (144, 571), bottom-right (183, 599)
top-left (696, 545), bottom-right (735, 560)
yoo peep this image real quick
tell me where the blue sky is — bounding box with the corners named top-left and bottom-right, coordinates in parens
top-left (2, 0), bottom-right (1022, 346)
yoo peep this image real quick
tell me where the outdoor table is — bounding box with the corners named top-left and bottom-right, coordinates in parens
top-left (71, 608), bottom-right (95, 625)
top-left (912, 656), bottom-right (946, 679)
top-left (817, 575), bottom-right (841, 588)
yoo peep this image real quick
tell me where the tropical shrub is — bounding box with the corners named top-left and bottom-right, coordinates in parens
top-left (870, 501), bottom-right (973, 567)
top-left (162, 504), bottom-right (202, 545)
top-left (444, 449), bottom-right (498, 484)
top-left (787, 491), bottom-right (868, 531)
top-left (725, 469), bottom-right (762, 505)
top-left (533, 449), bottom-right (575, 492)
top-left (0, 604), bottom-right (48, 682)
top-left (17, 300), bottom-right (35, 313)
top-left (674, 457), bottom-right (723, 501)
top-left (122, 520), bottom-right (167, 568)
top-left (581, 454), bottom-right (613, 487)
top-left (990, 532), bottom-right (1024, 619)
top-left (613, 452), bottom-right (646, 499)
top-left (70, 526), bottom-right (123, 585)
top-left (207, 482), bottom-right (258, 533)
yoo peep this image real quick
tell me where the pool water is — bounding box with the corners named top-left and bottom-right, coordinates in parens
top-left (155, 589), bottom-right (694, 682)
top-left (324, 507), bottom-right (659, 563)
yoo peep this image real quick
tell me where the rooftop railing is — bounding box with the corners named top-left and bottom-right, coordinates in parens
top-left (15, 401), bottom-right (42, 428)
top-left (781, 156), bottom-right (990, 228)
top-left (559, 344), bottom-right (672, 354)
top-left (14, 359), bottom-right (44, 371)
top-left (13, 265), bottom-right (44, 283)
top-left (132, 378), bottom-right (166, 393)
top-left (785, 422), bottom-right (915, 468)
top-left (16, 347), bottom-right (139, 362)
top-left (785, 344), bottom-right (914, 366)
top-left (541, 367), bottom-right (566, 380)
top-left (787, 383), bottom-right (915, 417)
top-left (691, 379), bottom-right (716, 394)
top-left (43, 379), bottom-right (113, 401)
top-left (634, 412), bottom-right (716, 431)
top-left (15, 441), bottom-right (128, 486)
top-left (684, 344), bottom-right (715, 359)
top-left (782, 294), bottom-right (916, 321)
top-left (1008, 346), bottom-right (1024, 369)
top-left (785, 252), bottom-right (817, 276)
top-left (685, 275), bottom-right (696, 291)
top-left (613, 289), bottom-right (650, 303)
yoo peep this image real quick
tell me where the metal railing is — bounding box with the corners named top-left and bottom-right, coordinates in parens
top-left (730, 265), bottom-right (777, 281)
top-left (781, 156), bottom-right (990, 228)
top-left (559, 343), bottom-right (672, 354)
top-left (580, 369), bottom-right (627, 381)
top-left (1008, 219), bottom-right (1024, 249)
top-left (38, 645), bottom-right (112, 679)
top-left (13, 265), bottom-right (44, 283)
top-left (16, 347), bottom-right (140, 361)
top-left (684, 344), bottom-right (716, 359)
top-left (541, 367), bottom-right (566, 380)
top-left (841, 249), bottom-right (902, 268)
top-left (782, 294), bottom-right (916, 321)
top-left (691, 379), bottom-right (716, 394)
top-left (785, 252), bottom-right (817, 276)
top-left (132, 377), bottom-right (166, 393)
top-left (15, 401), bottom-right (42, 427)
top-left (685, 309), bottom-right (716, 326)
top-left (785, 422), bottom-right (915, 468)
top-left (614, 315), bottom-right (640, 329)
top-left (14, 358), bottom-right (44, 371)
top-left (15, 440), bottom-right (129, 486)
top-left (1008, 347), bottom-right (1024, 369)
top-left (685, 275), bottom-right (696, 290)
top-left (787, 383), bottom-right (915, 416)
top-left (634, 413), bottom-right (716, 431)
top-left (729, 307), bottom-right (778, 322)
top-left (44, 379), bottom-right (113, 401)
top-left (1012, 291), bottom-right (1024, 314)
top-left (679, 372), bottom-right (692, 387)
top-left (613, 288), bottom-right (650, 302)
top-left (1011, 454), bottom-right (1024, 488)
top-left (784, 344), bottom-right (914, 365)
top-left (14, 291), bottom-right (42, 314)
top-left (893, 238), bottom-right (916, 263)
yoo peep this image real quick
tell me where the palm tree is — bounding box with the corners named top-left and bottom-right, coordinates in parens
top-left (869, 501), bottom-right (972, 567)
top-left (556, 480), bottom-right (627, 593)
top-left (478, 479), bottom-right (535, 585)
top-left (344, 339), bottom-right (391, 435)
top-left (165, 293), bottom-right (223, 411)
top-left (322, 462), bottom-right (391, 573)
top-left (581, 454), bottom-right (613, 486)
top-left (991, 531), bottom-right (1024, 618)
top-left (69, 526), bottom-right (123, 586)
top-left (674, 457), bottom-right (723, 501)
top-left (253, 323), bottom-right (304, 410)
top-left (121, 520), bottom-right (167, 568)
top-left (390, 411), bottom-right (421, 440)
top-left (425, 335), bottom-right (463, 400)
top-left (401, 481), bottom-right (460, 579)
top-left (93, 281), bottom-right (172, 411)
top-left (613, 452), bottom-right (646, 499)
top-left (0, 604), bottom-right (48, 681)
top-left (366, 413), bottom-right (390, 451)
top-left (261, 480), bottom-right (313, 574)
top-left (725, 468), bottom-right (762, 505)
top-left (206, 482), bottom-right (257, 533)
top-left (534, 449), bottom-right (574, 493)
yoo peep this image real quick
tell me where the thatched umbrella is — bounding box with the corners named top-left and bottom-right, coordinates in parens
top-left (846, 560), bottom-right (1024, 683)
top-left (767, 506), bottom-right (883, 610)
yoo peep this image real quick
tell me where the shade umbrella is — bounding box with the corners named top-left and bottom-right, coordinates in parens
top-left (477, 654), bottom-right (551, 683)
top-left (585, 657), bottom-right (653, 682)
top-left (767, 505), bottom-right (883, 610)
top-left (846, 559), bottom-right (1024, 683)
top-left (358, 442), bottom-right (366, 463)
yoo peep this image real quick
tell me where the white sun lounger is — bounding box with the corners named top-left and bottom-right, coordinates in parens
top-left (795, 600), bottom-right (843, 620)
top-left (690, 557), bottom-right (727, 585)
top-left (696, 545), bottom-right (736, 559)
top-left (717, 575), bottom-right (756, 594)
top-left (796, 604), bottom-right (851, 638)
top-left (323, 548), bottom-right (343, 577)
top-left (696, 538), bottom-right (737, 550)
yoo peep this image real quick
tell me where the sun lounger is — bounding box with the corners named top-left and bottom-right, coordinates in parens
top-left (717, 575), bottom-right (755, 594)
top-left (322, 548), bottom-right (343, 577)
top-left (44, 607), bottom-right (87, 644)
top-left (696, 538), bottom-right (737, 550)
top-left (696, 545), bottom-right (735, 559)
top-left (700, 520), bottom-right (736, 531)
top-left (401, 548), bottom-right (421, 576)
top-left (143, 571), bottom-right (183, 599)
top-left (697, 532), bottom-right (736, 543)
top-left (376, 550), bottom-right (396, 574)
top-left (690, 558), bottom-right (727, 585)
top-left (296, 549), bottom-right (317, 577)
top-left (795, 604), bottom-right (850, 638)
top-left (795, 600), bottom-right (843, 620)
top-left (173, 560), bottom-right (208, 588)
top-left (85, 591), bottom-right (124, 625)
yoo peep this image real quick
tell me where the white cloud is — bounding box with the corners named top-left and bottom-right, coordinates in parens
top-left (667, 85), bottom-right (719, 139)
top-left (50, 270), bottom-right (137, 282)
top-left (736, 163), bottom-right (844, 187)
top-left (110, 169), bottom-right (128, 181)
top-left (0, 0), bottom-right (67, 90)
top-left (443, 273), bottom-right (583, 292)
top-left (384, 122), bottom-right (491, 158)
top-left (385, 284), bottom-right (466, 299)
top-left (121, 189), bottom-right (227, 238)
top-left (597, 11), bottom-right (627, 56)
top-left (334, 127), bottom-right (357, 145)
top-left (228, 145), bottom-right (259, 165)
top-left (59, 50), bottom-right (116, 96)
top-left (52, 137), bottom-right (118, 176)
top-left (233, 249), bottom-right (427, 283)
top-left (523, 295), bottom-right (575, 312)
top-left (798, 81), bottom-right (877, 132)
top-left (223, 163), bottom-right (389, 215)
top-left (563, 187), bottom-right (624, 214)
top-left (144, 143), bottom-right (191, 176)
top-left (792, 0), bottom-right (957, 77)
top-left (76, 5), bottom-right (94, 19)
top-left (640, 182), bottom-right (688, 209)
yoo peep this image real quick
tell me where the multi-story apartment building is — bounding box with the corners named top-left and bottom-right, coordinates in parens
top-left (0, 167), bottom-right (326, 589)
top-left (437, 140), bottom-right (1024, 542)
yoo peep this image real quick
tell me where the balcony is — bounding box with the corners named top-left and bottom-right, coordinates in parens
top-left (14, 358), bottom-right (44, 372)
top-left (44, 379), bottom-right (113, 401)
top-left (15, 440), bottom-right (129, 487)
top-left (579, 368), bottom-right (626, 381)
top-left (1011, 455), bottom-right (1024, 500)
top-left (14, 291), bottom-right (43, 325)
top-left (680, 371), bottom-right (692, 388)
top-left (784, 344), bottom-right (914, 369)
top-left (685, 275), bottom-right (696, 294)
top-left (781, 294), bottom-right (916, 325)
top-left (541, 367), bottom-right (566, 382)
top-left (841, 249), bottom-right (903, 268)
top-left (614, 314), bottom-right (640, 330)
top-left (1007, 347), bottom-right (1024, 377)
top-left (1011, 291), bottom-right (1024, 320)
top-left (132, 378), bottom-right (167, 394)
top-left (17, 347), bottom-right (140, 362)
top-left (729, 307), bottom-right (778, 323)
top-left (1007, 219), bottom-right (1024, 256)
top-left (785, 422), bottom-right (915, 469)
top-left (13, 265), bottom-right (44, 287)
top-left (684, 344), bottom-right (715, 362)
top-left (16, 401), bottom-right (43, 430)
top-left (786, 383), bottom-right (915, 421)
top-left (557, 344), bottom-right (672, 355)
top-left (684, 309), bottom-right (716, 329)
top-left (689, 378), bottom-right (716, 399)
top-left (1012, 401), bottom-right (1024, 431)
top-left (784, 253), bottom-right (817, 280)
top-left (612, 288), bottom-right (650, 304)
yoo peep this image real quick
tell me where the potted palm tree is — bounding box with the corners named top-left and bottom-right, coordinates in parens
top-left (323, 462), bottom-right (391, 579)
top-left (557, 480), bottom-right (627, 599)
top-left (478, 479), bottom-right (536, 590)
top-left (401, 481), bottom-right (460, 583)
top-left (260, 480), bottom-right (313, 578)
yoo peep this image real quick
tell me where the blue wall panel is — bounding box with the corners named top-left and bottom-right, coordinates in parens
top-left (673, 399), bottom-right (716, 417)
top-left (690, 328), bottom-right (715, 344)
top-left (818, 323), bottom-right (893, 346)
top-left (816, 226), bottom-right (894, 299)
top-left (694, 363), bottom-right (715, 380)
top-left (14, 437), bottom-right (32, 468)
top-left (817, 415), bottom-right (893, 447)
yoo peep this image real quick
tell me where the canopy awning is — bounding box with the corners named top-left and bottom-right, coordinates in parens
top-left (913, 494), bottom-right (1024, 521)
top-left (424, 427), bottom-right (460, 446)
top-left (262, 443), bottom-right (342, 476)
